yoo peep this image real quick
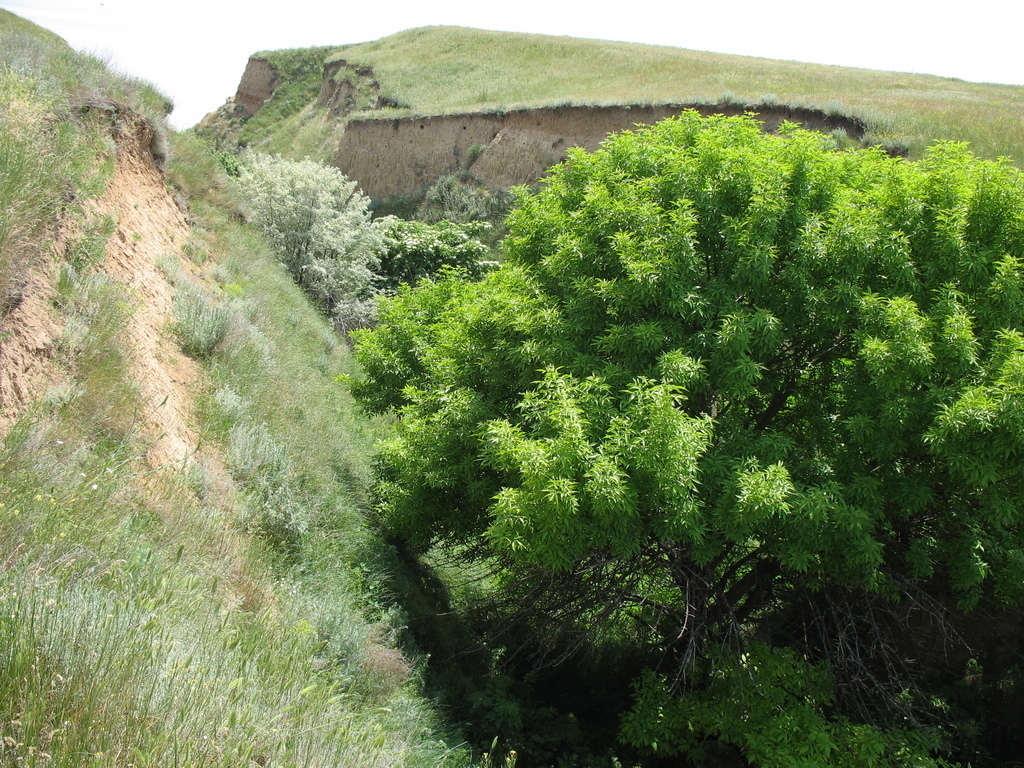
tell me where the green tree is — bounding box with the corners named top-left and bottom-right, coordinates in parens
top-left (351, 113), bottom-right (1024, 765)
top-left (236, 154), bottom-right (381, 329)
top-left (375, 217), bottom-right (494, 293)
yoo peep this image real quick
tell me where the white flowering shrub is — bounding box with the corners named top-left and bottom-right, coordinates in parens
top-left (236, 154), bottom-right (382, 328)
top-left (376, 217), bottom-right (494, 292)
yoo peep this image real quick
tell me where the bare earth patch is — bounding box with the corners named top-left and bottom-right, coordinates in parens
top-left (97, 114), bottom-right (198, 469)
top-left (0, 254), bottom-right (63, 435)
top-left (0, 112), bottom-right (200, 471)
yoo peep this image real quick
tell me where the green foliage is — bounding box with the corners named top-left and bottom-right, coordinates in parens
top-left (376, 217), bottom-right (494, 292)
top-left (352, 112), bottom-right (1024, 763)
top-left (235, 154), bottom-right (381, 329)
top-left (215, 148), bottom-right (242, 177)
top-left (417, 173), bottom-right (506, 225)
top-left (171, 282), bottom-right (232, 358)
top-left (621, 646), bottom-right (944, 767)
top-left (236, 46), bottom-right (338, 146)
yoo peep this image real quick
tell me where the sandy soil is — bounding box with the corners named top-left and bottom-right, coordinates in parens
top-left (0, 111), bottom-right (199, 470)
top-left (335, 103), bottom-right (866, 200)
top-left (97, 113), bottom-right (198, 469)
top-left (0, 251), bottom-right (64, 434)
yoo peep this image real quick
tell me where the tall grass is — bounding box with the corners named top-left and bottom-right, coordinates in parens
top-left (167, 131), bottom-right (469, 764)
top-left (0, 62), bottom-right (99, 318)
top-left (0, 261), bottom-right (458, 761)
top-left (0, 481), bottom-right (450, 767)
top-left (321, 26), bottom-right (1024, 165)
top-left (1, 11), bottom-right (469, 766)
top-left (171, 282), bottom-right (233, 359)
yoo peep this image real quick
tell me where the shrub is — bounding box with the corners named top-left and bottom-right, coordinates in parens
top-left (235, 154), bottom-right (381, 326)
top-left (352, 112), bottom-right (1024, 765)
top-left (171, 283), bottom-right (231, 358)
top-left (226, 420), bottom-right (288, 481)
top-left (375, 217), bottom-right (493, 292)
top-left (416, 174), bottom-right (496, 224)
top-left (239, 475), bottom-right (311, 553)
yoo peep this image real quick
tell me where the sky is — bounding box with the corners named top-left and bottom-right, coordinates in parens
top-left (3, 0), bottom-right (1023, 130)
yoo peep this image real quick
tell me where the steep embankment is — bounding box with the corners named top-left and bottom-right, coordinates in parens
top-left (94, 112), bottom-right (198, 468)
top-left (232, 55), bottom-right (281, 116)
top-left (0, 110), bottom-right (197, 467)
top-left (212, 53), bottom-right (864, 201)
top-left (225, 53), bottom-right (391, 121)
top-left (2, 10), bottom-right (470, 766)
top-left (202, 26), bottom-right (1024, 201)
top-left (334, 103), bottom-right (864, 200)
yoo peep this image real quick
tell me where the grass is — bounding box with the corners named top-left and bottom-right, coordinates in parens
top-left (0, 209), bottom-right (452, 766)
top-left (165, 131), bottom-right (471, 765)
top-left (1, 11), bottom-right (470, 766)
top-left (332, 27), bottom-right (1024, 164)
top-left (225, 25), bottom-right (1024, 167)
top-left (170, 281), bottom-right (233, 359)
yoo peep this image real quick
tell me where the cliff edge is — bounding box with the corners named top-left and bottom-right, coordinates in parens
top-left (333, 103), bottom-right (865, 201)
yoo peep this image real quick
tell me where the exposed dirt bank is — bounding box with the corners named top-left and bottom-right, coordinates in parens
top-left (232, 56), bottom-right (281, 118)
top-left (0, 110), bottom-right (198, 470)
top-left (334, 103), bottom-right (865, 201)
top-left (0, 242), bottom-right (64, 435)
top-left (98, 112), bottom-right (197, 469)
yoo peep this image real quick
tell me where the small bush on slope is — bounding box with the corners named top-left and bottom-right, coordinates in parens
top-left (376, 216), bottom-right (494, 293)
top-left (235, 153), bottom-right (382, 330)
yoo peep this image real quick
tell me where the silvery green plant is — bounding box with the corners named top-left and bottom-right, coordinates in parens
top-left (236, 154), bottom-right (382, 328)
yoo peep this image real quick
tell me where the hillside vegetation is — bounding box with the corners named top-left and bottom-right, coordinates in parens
top-left (204, 24), bottom-right (1024, 768)
top-left (215, 26), bottom-right (1024, 167)
top-left (0, 10), bottom-right (467, 767)
top-left (351, 112), bottom-right (1024, 766)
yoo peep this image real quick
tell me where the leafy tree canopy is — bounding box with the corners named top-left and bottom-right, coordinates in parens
top-left (351, 112), bottom-right (1024, 765)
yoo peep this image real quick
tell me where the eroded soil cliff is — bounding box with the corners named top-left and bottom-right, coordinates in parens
top-left (208, 51), bottom-right (869, 205)
top-left (0, 111), bottom-right (199, 469)
top-left (334, 103), bottom-right (865, 200)
top-left (232, 56), bottom-right (281, 118)
top-left (99, 112), bottom-right (198, 468)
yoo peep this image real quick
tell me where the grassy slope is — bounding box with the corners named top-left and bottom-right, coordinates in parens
top-left (0, 11), bottom-right (466, 767)
top-left (234, 25), bottom-right (1024, 166)
top-left (337, 27), bottom-right (1024, 163)
top-left (0, 7), bottom-right (67, 46)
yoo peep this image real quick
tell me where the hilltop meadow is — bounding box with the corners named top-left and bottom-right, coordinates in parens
top-left (219, 26), bottom-right (1024, 168)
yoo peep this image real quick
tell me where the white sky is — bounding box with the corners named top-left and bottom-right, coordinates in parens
top-left (4, 0), bottom-right (1023, 130)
